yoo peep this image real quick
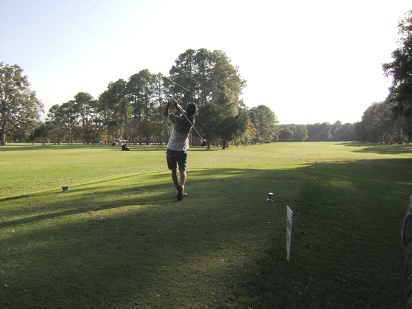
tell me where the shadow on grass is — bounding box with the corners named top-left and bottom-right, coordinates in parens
top-left (231, 158), bottom-right (412, 309)
top-left (1, 158), bottom-right (411, 308)
top-left (1, 168), bottom-right (286, 308)
top-left (340, 142), bottom-right (412, 155)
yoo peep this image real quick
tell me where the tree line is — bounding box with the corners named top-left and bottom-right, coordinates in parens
top-left (1, 49), bottom-right (278, 148)
top-left (276, 10), bottom-right (412, 144)
top-left (1, 10), bottom-right (412, 146)
top-left (278, 100), bottom-right (409, 143)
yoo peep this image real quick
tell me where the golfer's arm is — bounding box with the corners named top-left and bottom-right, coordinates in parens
top-left (163, 101), bottom-right (172, 117)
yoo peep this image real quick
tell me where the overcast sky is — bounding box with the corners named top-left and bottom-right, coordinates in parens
top-left (1, 0), bottom-right (411, 124)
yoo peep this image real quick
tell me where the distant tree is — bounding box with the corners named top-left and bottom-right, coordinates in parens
top-left (153, 73), bottom-right (168, 144)
top-left (0, 62), bottom-right (43, 145)
top-left (72, 92), bottom-right (99, 144)
top-left (98, 79), bottom-right (128, 143)
top-left (292, 125), bottom-right (309, 142)
top-left (360, 101), bottom-right (407, 143)
top-left (337, 122), bottom-right (355, 141)
top-left (331, 121), bottom-right (342, 141)
top-left (330, 121), bottom-right (355, 141)
top-left (235, 118), bottom-right (256, 145)
top-left (29, 122), bottom-right (50, 144)
top-left (127, 69), bottom-right (158, 144)
top-left (382, 10), bottom-right (412, 138)
top-left (249, 105), bottom-right (278, 143)
top-left (9, 118), bottom-right (42, 143)
top-left (139, 119), bottom-right (162, 145)
top-left (46, 104), bottom-right (64, 144)
top-left (220, 109), bottom-right (249, 149)
top-left (74, 92), bottom-right (94, 126)
top-left (278, 126), bottom-right (294, 141)
top-left (47, 102), bottom-right (78, 144)
top-left (354, 121), bottom-right (368, 141)
top-left (61, 101), bottom-right (79, 143)
top-left (278, 124), bottom-right (308, 142)
top-left (307, 123), bottom-right (332, 141)
top-left (361, 103), bottom-right (385, 142)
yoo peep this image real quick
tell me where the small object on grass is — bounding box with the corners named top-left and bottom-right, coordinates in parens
top-left (62, 186), bottom-right (68, 192)
top-left (267, 192), bottom-right (273, 202)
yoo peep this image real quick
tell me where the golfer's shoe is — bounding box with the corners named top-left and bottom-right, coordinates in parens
top-left (176, 185), bottom-right (184, 201)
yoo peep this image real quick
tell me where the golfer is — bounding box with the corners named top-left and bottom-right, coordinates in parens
top-left (163, 98), bottom-right (197, 201)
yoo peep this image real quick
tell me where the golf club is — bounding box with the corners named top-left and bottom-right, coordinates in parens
top-left (170, 98), bottom-right (207, 147)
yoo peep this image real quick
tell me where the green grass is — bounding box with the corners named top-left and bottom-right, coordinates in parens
top-left (0, 142), bottom-right (411, 308)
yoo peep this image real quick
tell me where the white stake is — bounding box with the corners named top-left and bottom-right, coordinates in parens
top-left (286, 206), bottom-right (293, 261)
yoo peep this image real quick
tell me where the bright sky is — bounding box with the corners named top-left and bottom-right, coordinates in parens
top-left (0, 0), bottom-right (410, 124)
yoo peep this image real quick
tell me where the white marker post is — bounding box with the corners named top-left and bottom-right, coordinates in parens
top-left (286, 206), bottom-right (293, 261)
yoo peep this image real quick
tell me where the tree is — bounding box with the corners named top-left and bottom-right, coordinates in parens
top-left (0, 62), bottom-right (43, 145)
top-left (72, 92), bottom-right (97, 144)
top-left (219, 109), bottom-right (249, 149)
top-left (29, 122), bottom-right (50, 144)
top-left (292, 125), bottom-right (309, 142)
top-left (278, 126), bottom-right (294, 141)
top-left (354, 121), bottom-right (368, 142)
top-left (382, 10), bottom-right (412, 138)
top-left (47, 102), bottom-right (78, 144)
top-left (307, 123), bottom-right (332, 141)
top-left (235, 118), bottom-right (256, 146)
top-left (168, 48), bottom-right (246, 148)
top-left (46, 104), bottom-right (65, 144)
top-left (74, 92), bottom-right (95, 127)
top-left (127, 69), bottom-right (158, 144)
top-left (277, 124), bottom-right (309, 142)
top-left (98, 79), bottom-right (128, 143)
top-left (331, 121), bottom-right (355, 141)
top-left (360, 101), bottom-right (407, 143)
top-left (249, 105), bottom-right (278, 143)
top-left (153, 73), bottom-right (168, 144)
top-left (361, 103), bottom-right (387, 142)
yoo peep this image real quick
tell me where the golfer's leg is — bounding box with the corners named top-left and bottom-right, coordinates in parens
top-left (179, 170), bottom-right (187, 187)
top-left (171, 169), bottom-right (179, 189)
top-left (177, 151), bottom-right (187, 188)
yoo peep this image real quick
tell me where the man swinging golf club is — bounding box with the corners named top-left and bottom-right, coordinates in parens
top-left (163, 98), bottom-right (198, 201)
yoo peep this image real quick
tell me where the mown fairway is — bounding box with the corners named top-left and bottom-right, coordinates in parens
top-left (0, 142), bottom-right (411, 308)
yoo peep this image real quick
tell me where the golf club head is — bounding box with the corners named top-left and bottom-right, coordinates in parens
top-left (201, 139), bottom-right (207, 147)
